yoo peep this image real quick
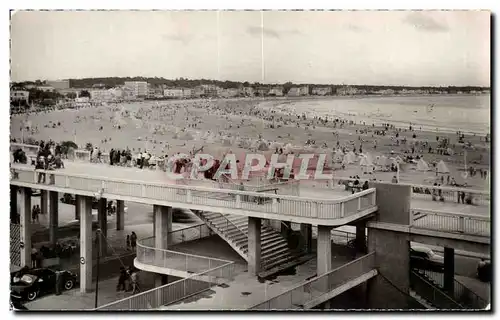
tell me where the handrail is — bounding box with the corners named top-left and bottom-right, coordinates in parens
top-left (249, 252), bottom-right (376, 309)
top-left (10, 164), bottom-right (376, 205)
top-left (410, 270), bottom-right (463, 309)
top-left (138, 236), bottom-right (233, 264)
top-left (411, 208), bottom-right (490, 220)
top-left (96, 260), bottom-right (234, 310)
top-left (221, 213), bottom-right (248, 239)
top-left (454, 277), bottom-right (488, 309)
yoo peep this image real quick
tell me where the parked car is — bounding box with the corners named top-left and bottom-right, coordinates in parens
top-left (10, 268), bottom-right (77, 302)
top-left (477, 259), bottom-right (491, 282)
top-left (410, 246), bottom-right (444, 271)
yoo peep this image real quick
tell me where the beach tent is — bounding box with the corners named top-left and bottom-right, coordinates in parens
top-left (359, 156), bottom-right (373, 167)
top-left (437, 160), bottom-right (450, 173)
top-left (416, 158), bottom-right (430, 171)
top-left (394, 156), bottom-right (403, 164)
top-left (364, 152), bottom-right (374, 165)
top-left (333, 150), bottom-right (344, 163)
top-left (345, 151), bottom-right (357, 164)
top-left (376, 155), bottom-right (388, 167)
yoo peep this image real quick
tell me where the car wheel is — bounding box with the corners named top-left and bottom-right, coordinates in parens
top-left (27, 290), bottom-right (38, 301)
top-left (64, 279), bottom-right (75, 290)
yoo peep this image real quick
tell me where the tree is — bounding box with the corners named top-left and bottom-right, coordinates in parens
top-left (79, 90), bottom-right (91, 98)
top-left (66, 92), bottom-right (77, 99)
top-left (283, 82), bottom-right (293, 94)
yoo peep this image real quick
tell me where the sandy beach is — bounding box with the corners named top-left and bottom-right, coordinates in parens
top-left (10, 96), bottom-right (490, 190)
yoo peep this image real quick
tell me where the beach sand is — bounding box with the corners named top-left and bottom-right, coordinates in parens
top-left (10, 97), bottom-right (490, 190)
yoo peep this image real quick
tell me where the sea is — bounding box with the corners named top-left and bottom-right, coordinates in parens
top-left (272, 94), bottom-right (491, 135)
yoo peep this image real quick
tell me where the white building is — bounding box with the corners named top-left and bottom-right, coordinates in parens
top-left (312, 87), bottom-right (332, 96)
top-left (11, 90), bottom-right (29, 102)
top-left (268, 87), bottom-right (284, 96)
top-left (124, 81), bottom-right (148, 97)
top-left (336, 86), bottom-right (358, 96)
top-left (91, 88), bottom-right (123, 102)
top-left (164, 88), bottom-right (184, 98)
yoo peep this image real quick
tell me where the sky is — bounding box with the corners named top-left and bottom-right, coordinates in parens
top-left (10, 10), bottom-right (491, 86)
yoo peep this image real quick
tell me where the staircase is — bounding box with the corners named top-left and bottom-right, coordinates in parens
top-left (410, 269), bottom-right (463, 309)
top-left (195, 210), bottom-right (305, 272)
top-left (412, 268), bottom-right (488, 309)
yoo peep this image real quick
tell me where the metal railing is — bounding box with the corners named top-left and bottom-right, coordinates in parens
top-left (96, 260), bottom-right (235, 310)
top-left (301, 178), bottom-right (489, 207)
top-left (10, 165), bottom-right (377, 221)
top-left (168, 223), bottom-right (213, 246)
top-left (411, 184), bottom-right (489, 207)
top-left (410, 271), bottom-right (463, 309)
top-left (410, 209), bottom-right (490, 237)
top-left (415, 269), bottom-right (488, 309)
top-left (249, 252), bottom-right (376, 310)
top-left (136, 237), bottom-right (231, 273)
top-left (454, 277), bottom-right (489, 309)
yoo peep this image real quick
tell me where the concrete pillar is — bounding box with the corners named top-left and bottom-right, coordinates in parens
top-left (74, 195), bottom-right (80, 220)
top-left (444, 247), bottom-right (455, 293)
top-left (116, 200), bottom-right (125, 230)
top-left (49, 191), bottom-right (59, 246)
top-left (97, 198), bottom-right (108, 256)
top-left (281, 221), bottom-right (291, 238)
top-left (317, 225), bottom-right (332, 276)
top-left (19, 187), bottom-right (32, 268)
top-left (248, 217), bottom-right (262, 275)
top-left (366, 228), bottom-right (410, 308)
top-left (370, 182), bottom-right (411, 225)
top-left (41, 190), bottom-right (48, 216)
top-left (153, 205), bottom-right (172, 249)
top-left (355, 222), bottom-right (366, 253)
top-left (78, 196), bottom-right (93, 293)
top-left (300, 223), bottom-right (312, 253)
top-left (10, 185), bottom-right (18, 223)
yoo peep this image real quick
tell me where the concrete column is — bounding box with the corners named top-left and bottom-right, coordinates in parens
top-left (281, 221), bottom-right (291, 238)
top-left (300, 223), bottom-right (313, 253)
top-left (74, 195), bottom-right (80, 220)
top-left (116, 200), bottom-right (125, 230)
top-left (19, 187), bottom-right (32, 268)
top-left (10, 185), bottom-right (18, 223)
top-left (97, 198), bottom-right (108, 256)
top-left (41, 190), bottom-right (49, 216)
top-left (444, 247), bottom-right (455, 293)
top-left (248, 217), bottom-right (262, 275)
top-left (366, 228), bottom-right (410, 308)
top-left (49, 191), bottom-right (59, 246)
top-left (370, 182), bottom-right (411, 225)
top-left (153, 205), bottom-right (172, 249)
top-left (78, 196), bottom-right (93, 293)
top-left (355, 222), bottom-right (366, 253)
top-left (317, 225), bottom-right (332, 276)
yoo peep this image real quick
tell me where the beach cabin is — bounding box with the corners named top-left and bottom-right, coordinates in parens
top-left (417, 158), bottom-right (430, 171)
top-left (437, 160), bottom-right (450, 174)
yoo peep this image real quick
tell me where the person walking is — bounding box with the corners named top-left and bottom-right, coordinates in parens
top-left (130, 269), bottom-right (140, 294)
top-left (116, 267), bottom-right (127, 291)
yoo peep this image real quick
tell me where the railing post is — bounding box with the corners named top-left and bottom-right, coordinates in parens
top-left (340, 202), bottom-right (345, 218)
top-left (186, 190), bottom-right (192, 203)
top-left (458, 216), bottom-right (465, 233)
top-left (236, 194), bottom-right (241, 208)
top-left (141, 184), bottom-right (146, 197)
top-left (65, 176), bottom-right (70, 188)
top-left (33, 171), bottom-right (37, 184)
top-left (272, 198), bottom-right (278, 213)
top-left (357, 196), bottom-right (362, 211)
top-left (409, 210), bottom-right (415, 225)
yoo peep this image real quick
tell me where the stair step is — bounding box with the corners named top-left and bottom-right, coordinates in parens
top-left (261, 233), bottom-right (282, 241)
top-left (262, 255), bottom-right (295, 270)
top-left (261, 247), bottom-right (291, 260)
top-left (262, 242), bottom-right (289, 255)
top-left (261, 239), bottom-right (287, 250)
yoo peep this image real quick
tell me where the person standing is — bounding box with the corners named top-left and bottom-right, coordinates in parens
top-left (130, 232), bottom-right (137, 251)
top-left (116, 267), bottom-right (127, 291)
top-left (126, 235), bottom-right (131, 251)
